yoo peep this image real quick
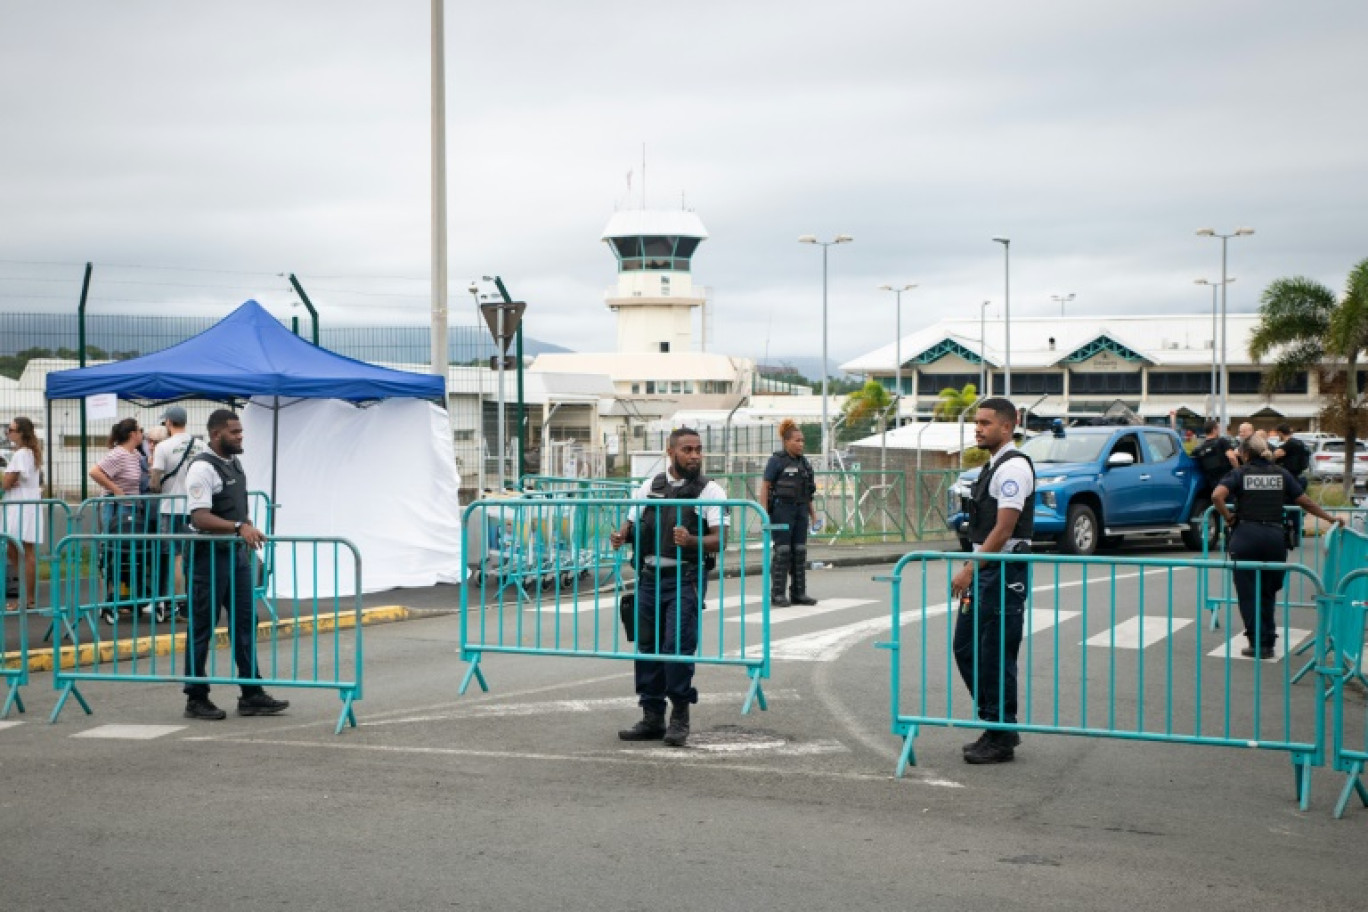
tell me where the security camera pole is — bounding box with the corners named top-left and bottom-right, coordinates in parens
top-left (479, 284), bottom-right (525, 491)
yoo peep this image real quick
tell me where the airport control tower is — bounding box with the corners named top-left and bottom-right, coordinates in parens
top-left (601, 209), bottom-right (710, 354)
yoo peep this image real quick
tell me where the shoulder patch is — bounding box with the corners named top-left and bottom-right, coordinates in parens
top-left (1001, 479), bottom-right (1020, 498)
top-left (189, 482), bottom-right (207, 501)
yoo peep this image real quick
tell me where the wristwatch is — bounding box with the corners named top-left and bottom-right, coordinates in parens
top-left (233, 521), bottom-right (243, 536)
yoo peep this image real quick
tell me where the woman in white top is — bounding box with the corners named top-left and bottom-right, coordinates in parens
top-left (3, 416), bottom-right (44, 610)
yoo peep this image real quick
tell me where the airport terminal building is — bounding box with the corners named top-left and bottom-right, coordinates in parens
top-left (840, 313), bottom-right (1337, 430)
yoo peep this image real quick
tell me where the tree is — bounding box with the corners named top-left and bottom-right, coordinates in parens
top-left (1249, 258), bottom-right (1368, 498)
top-left (839, 379), bottom-right (893, 440)
top-left (932, 382), bottom-right (979, 422)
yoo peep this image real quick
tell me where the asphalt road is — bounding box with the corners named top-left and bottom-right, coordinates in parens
top-left (2, 546), bottom-right (1364, 912)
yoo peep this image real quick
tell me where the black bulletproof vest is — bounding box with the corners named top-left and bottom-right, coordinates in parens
top-left (1193, 438), bottom-right (1228, 476)
top-left (636, 472), bottom-right (710, 562)
top-left (1280, 438), bottom-right (1310, 477)
top-left (1238, 461), bottom-right (1286, 523)
top-left (967, 449), bottom-right (1035, 545)
top-left (193, 452), bottom-right (250, 524)
top-left (770, 451), bottom-right (815, 504)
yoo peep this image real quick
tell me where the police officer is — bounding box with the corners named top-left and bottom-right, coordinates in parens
top-left (760, 419), bottom-right (818, 608)
top-left (1272, 422), bottom-right (1311, 489)
top-left (1213, 431), bottom-right (1341, 659)
top-left (610, 428), bottom-right (727, 747)
top-left (180, 409), bottom-right (289, 721)
top-left (1191, 419), bottom-right (1239, 495)
top-left (949, 398), bottom-right (1034, 765)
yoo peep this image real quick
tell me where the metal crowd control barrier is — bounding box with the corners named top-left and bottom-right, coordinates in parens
top-left (1328, 528), bottom-right (1368, 818)
top-left (48, 533), bottom-right (363, 734)
top-left (1, 498), bottom-right (75, 644)
top-left (700, 470), bottom-right (908, 543)
top-left (880, 551), bottom-right (1332, 809)
top-left (1, 532), bottom-right (26, 716)
top-left (519, 475), bottom-right (636, 497)
top-left (460, 497), bottom-right (776, 713)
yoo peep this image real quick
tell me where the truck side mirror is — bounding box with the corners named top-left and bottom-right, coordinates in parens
top-left (1106, 452), bottom-right (1135, 468)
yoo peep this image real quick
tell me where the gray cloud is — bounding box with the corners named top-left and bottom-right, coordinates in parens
top-left (2, 0), bottom-right (1365, 367)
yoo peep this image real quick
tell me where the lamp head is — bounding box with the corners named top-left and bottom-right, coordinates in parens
top-left (1235, 227), bottom-right (1255, 236)
top-left (797, 235), bottom-right (817, 244)
top-left (1194, 278), bottom-right (1211, 286)
top-left (834, 234), bottom-right (854, 244)
top-left (1196, 228), bottom-right (1215, 237)
top-left (878, 284), bottom-right (893, 291)
top-left (991, 236), bottom-right (1010, 245)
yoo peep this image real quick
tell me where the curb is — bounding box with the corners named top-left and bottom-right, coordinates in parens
top-left (9, 605), bottom-right (411, 675)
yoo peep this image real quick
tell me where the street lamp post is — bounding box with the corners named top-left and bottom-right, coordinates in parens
top-left (799, 234), bottom-right (854, 467)
top-left (1195, 277), bottom-right (1236, 421)
top-left (1051, 292), bottom-right (1075, 317)
top-left (878, 283), bottom-right (916, 423)
top-left (992, 237), bottom-right (1011, 398)
top-left (980, 300), bottom-right (991, 396)
top-left (1196, 228), bottom-right (1255, 433)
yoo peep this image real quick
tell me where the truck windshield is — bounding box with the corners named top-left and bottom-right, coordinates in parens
top-left (1020, 433), bottom-right (1109, 464)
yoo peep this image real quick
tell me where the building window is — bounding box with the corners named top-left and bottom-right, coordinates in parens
top-left (1227, 371), bottom-right (1306, 394)
top-left (645, 381), bottom-right (656, 394)
top-left (670, 381), bottom-right (683, 394)
top-left (1147, 371), bottom-right (1213, 395)
top-left (660, 341), bottom-right (670, 353)
top-left (683, 381), bottom-right (694, 394)
top-left (990, 372), bottom-right (1063, 395)
top-left (1070, 371), bottom-right (1142, 395)
top-left (631, 383), bottom-right (640, 394)
top-left (918, 372), bottom-right (980, 395)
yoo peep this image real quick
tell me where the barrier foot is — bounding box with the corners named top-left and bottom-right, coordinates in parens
top-left (458, 658), bottom-right (488, 695)
top-left (1332, 764), bottom-right (1367, 819)
top-left (1293, 755), bottom-right (1313, 811)
top-left (741, 670), bottom-right (767, 715)
top-left (1208, 611), bottom-right (1220, 632)
top-left (2, 680), bottom-right (23, 718)
top-left (334, 691), bottom-right (357, 735)
top-left (894, 729), bottom-right (918, 778)
top-left (48, 682), bottom-right (91, 723)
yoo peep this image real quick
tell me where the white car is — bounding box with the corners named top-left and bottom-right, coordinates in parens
top-left (1307, 437), bottom-right (1368, 486)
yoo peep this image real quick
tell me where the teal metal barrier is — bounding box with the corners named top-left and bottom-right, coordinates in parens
top-left (1, 498), bottom-right (75, 646)
top-left (1328, 529), bottom-right (1368, 818)
top-left (879, 550), bottom-right (1332, 808)
top-left (460, 496), bottom-right (776, 714)
top-left (519, 474), bottom-right (635, 497)
top-left (1, 532), bottom-right (26, 717)
top-left (48, 533), bottom-right (364, 734)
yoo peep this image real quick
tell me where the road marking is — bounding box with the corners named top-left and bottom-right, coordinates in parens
top-left (632, 738), bottom-right (849, 758)
top-left (1027, 609), bottom-right (1080, 635)
top-left (1084, 616), bottom-right (1195, 650)
top-left (72, 724), bottom-right (187, 740)
top-left (0, 720), bottom-right (23, 733)
top-left (358, 689), bottom-right (801, 727)
top-left (770, 569), bottom-right (1171, 663)
top-left (729, 598), bottom-right (876, 624)
top-left (1207, 628), bottom-right (1311, 661)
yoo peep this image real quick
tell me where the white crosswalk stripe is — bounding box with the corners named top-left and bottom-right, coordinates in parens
top-left (1084, 616), bottom-right (1195, 650)
top-left (0, 720), bottom-right (23, 733)
top-left (71, 724), bottom-right (187, 740)
top-left (730, 598), bottom-right (876, 624)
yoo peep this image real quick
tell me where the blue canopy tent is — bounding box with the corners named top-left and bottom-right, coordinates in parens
top-left (45, 299), bottom-right (447, 503)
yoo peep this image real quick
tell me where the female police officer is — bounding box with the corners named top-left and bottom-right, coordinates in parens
top-left (1212, 431), bottom-right (1341, 659)
top-left (760, 419), bottom-right (818, 607)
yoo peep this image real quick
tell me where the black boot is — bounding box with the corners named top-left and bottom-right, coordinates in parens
top-left (771, 545), bottom-right (791, 607)
top-left (963, 729), bottom-right (1018, 764)
top-left (663, 701), bottom-right (691, 747)
top-left (618, 710), bottom-right (667, 741)
top-left (790, 547), bottom-right (817, 606)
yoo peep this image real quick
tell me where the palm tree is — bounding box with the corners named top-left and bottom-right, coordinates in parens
top-left (1249, 258), bottom-right (1368, 497)
top-left (841, 379), bottom-right (893, 436)
top-left (932, 382), bottom-right (979, 422)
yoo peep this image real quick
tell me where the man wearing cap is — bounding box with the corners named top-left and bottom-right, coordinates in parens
top-left (149, 405), bottom-right (203, 621)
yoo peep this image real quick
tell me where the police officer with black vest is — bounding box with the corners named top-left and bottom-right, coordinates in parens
top-left (1272, 422), bottom-right (1311, 489)
top-left (760, 419), bottom-right (818, 607)
top-left (1192, 418), bottom-right (1239, 495)
top-left (610, 428), bottom-right (727, 747)
top-left (1213, 431), bottom-right (1341, 659)
top-left (949, 398), bottom-right (1035, 765)
top-left (180, 409), bottom-right (289, 721)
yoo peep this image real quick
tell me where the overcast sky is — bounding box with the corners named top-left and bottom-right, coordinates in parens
top-left (2, 1), bottom-right (1366, 367)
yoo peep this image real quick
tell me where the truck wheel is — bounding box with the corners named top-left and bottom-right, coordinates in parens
top-left (1181, 498), bottom-right (1212, 552)
top-left (1062, 504), bottom-right (1098, 556)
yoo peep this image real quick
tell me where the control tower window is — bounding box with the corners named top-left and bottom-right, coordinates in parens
top-left (611, 237), bottom-right (642, 259)
top-left (659, 341), bottom-right (670, 353)
top-left (642, 236), bottom-right (674, 257)
top-left (674, 237), bottom-right (700, 259)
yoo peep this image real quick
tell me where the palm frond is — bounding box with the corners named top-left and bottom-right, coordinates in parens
top-left (1248, 276), bottom-right (1336, 361)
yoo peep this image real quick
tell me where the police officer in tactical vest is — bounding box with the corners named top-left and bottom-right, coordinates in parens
top-left (760, 419), bottom-right (818, 607)
top-left (179, 409), bottom-right (289, 721)
top-left (1272, 422), bottom-right (1311, 489)
top-left (949, 398), bottom-right (1035, 765)
top-left (1213, 431), bottom-right (1341, 659)
top-left (1191, 418), bottom-right (1239, 495)
top-left (610, 428), bottom-right (727, 747)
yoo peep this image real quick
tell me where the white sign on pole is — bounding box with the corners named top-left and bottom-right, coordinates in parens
top-left (86, 393), bottom-right (118, 420)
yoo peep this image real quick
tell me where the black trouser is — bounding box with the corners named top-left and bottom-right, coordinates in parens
top-left (633, 567), bottom-right (706, 715)
top-left (1228, 522), bottom-right (1287, 650)
top-left (769, 500), bottom-right (809, 594)
top-left (953, 559), bottom-right (1028, 724)
top-left (183, 541), bottom-right (263, 699)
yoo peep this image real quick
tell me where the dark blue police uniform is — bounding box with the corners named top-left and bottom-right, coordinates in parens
top-left (1217, 458), bottom-right (1302, 653)
top-left (763, 450), bottom-right (817, 605)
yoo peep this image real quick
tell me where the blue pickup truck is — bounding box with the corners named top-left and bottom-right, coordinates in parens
top-left (947, 423), bottom-right (1207, 555)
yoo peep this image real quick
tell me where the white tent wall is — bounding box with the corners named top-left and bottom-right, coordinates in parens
top-left (241, 397), bottom-right (464, 597)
